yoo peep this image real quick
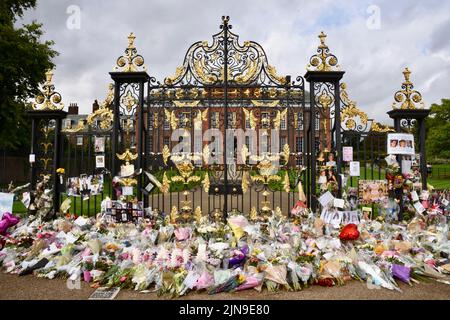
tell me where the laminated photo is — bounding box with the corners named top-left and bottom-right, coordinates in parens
top-left (94, 136), bottom-right (105, 153)
top-left (96, 155), bottom-right (105, 168)
top-left (342, 146), bottom-right (353, 162)
top-left (67, 177), bottom-right (81, 196)
top-left (349, 161), bottom-right (360, 176)
top-left (80, 174), bottom-right (91, 199)
top-left (120, 163), bottom-right (135, 177)
top-left (89, 174), bottom-right (104, 196)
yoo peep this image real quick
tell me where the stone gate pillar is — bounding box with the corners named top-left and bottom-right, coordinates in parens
top-left (109, 33), bottom-right (149, 202)
top-left (28, 70), bottom-right (67, 218)
top-left (387, 68), bottom-right (430, 190)
top-left (304, 32), bottom-right (345, 212)
top-left (387, 68), bottom-right (430, 220)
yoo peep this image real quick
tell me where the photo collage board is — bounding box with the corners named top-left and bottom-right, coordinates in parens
top-left (101, 199), bottom-right (144, 223)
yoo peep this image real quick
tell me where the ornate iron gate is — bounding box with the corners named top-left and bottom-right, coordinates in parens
top-left (145, 16), bottom-right (307, 219)
top-left (26, 17), bottom-right (433, 222)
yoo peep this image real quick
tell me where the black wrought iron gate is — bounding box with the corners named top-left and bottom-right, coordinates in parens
top-left (144, 16), bottom-right (307, 218)
top-left (27, 17), bottom-right (432, 221)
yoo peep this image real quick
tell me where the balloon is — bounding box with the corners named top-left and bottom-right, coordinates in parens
top-left (339, 223), bottom-right (360, 241)
top-left (0, 212), bottom-right (20, 236)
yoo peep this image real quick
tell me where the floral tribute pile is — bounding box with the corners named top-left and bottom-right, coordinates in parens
top-left (1, 205), bottom-right (450, 297)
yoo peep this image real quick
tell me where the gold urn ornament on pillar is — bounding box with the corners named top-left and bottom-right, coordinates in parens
top-left (114, 32), bottom-right (147, 72)
top-left (392, 67), bottom-right (425, 110)
top-left (307, 31), bottom-right (340, 72)
top-left (32, 70), bottom-right (64, 111)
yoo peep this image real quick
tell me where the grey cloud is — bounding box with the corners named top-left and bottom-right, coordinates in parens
top-left (18, 0), bottom-right (450, 123)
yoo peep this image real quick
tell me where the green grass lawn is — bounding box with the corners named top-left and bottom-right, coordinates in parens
top-left (426, 164), bottom-right (450, 190)
top-left (427, 178), bottom-right (450, 190)
top-left (61, 194), bottom-right (108, 217)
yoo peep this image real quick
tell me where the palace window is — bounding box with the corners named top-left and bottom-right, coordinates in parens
top-left (210, 112), bottom-right (219, 129)
top-left (163, 118), bottom-right (170, 130)
top-left (148, 113), bottom-right (154, 130)
top-left (261, 112), bottom-right (270, 129)
top-left (296, 136), bottom-right (303, 153)
top-left (227, 112), bottom-right (237, 129)
top-left (64, 119), bottom-right (72, 129)
top-left (245, 117), bottom-right (251, 129)
top-left (245, 136), bottom-right (250, 150)
top-left (148, 136), bottom-right (153, 153)
top-left (315, 140), bottom-right (320, 153)
top-left (297, 113), bottom-right (304, 130)
top-left (163, 136), bottom-right (170, 147)
top-left (280, 136), bottom-right (287, 148)
top-left (179, 112), bottom-right (190, 128)
top-left (280, 114), bottom-right (287, 130)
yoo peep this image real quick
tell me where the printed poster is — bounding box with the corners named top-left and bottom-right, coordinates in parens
top-left (387, 133), bottom-right (415, 155)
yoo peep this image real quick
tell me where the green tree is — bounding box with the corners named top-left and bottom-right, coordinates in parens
top-left (0, 0), bottom-right (58, 150)
top-left (425, 99), bottom-right (450, 160)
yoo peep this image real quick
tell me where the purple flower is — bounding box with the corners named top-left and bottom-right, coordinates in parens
top-left (391, 264), bottom-right (410, 283)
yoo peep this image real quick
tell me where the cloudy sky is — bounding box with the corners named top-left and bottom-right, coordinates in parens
top-left (19, 0), bottom-right (450, 124)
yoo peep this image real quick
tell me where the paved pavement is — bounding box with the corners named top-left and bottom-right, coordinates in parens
top-left (1, 272), bottom-right (449, 300)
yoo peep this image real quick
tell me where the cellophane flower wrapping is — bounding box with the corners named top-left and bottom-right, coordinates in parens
top-left (0, 194), bottom-right (449, 297)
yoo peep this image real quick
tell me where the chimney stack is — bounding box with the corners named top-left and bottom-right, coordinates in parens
top-left (92, 100), bottom-right (100, 112)
top-left (68, 103), bottom-right (79, 115)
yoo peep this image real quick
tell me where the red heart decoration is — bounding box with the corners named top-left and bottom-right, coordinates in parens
top-left (339, 223), bottom-right (360, 241)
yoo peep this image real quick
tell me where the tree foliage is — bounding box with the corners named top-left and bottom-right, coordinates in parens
top-left (425, 99), bottom-right (450, 160)
top-left (0, 0), bottom-right (58, 150)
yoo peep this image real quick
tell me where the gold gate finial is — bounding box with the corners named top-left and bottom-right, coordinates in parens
top-left (114, 32), bottom-right (147, 72)
top-left (307, 31), bottom-right (340, 72)
top-left (32, 69), bottom-right (64, 111)
top-left (391, 67), bottom-right (425, 110)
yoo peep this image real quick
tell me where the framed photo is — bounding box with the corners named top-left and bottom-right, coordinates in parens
top-left (387, 133), bottom-right (415, 155)
top-left (94, 136), bottom-right (105, 153)
top-left (77, 136), bottom-right (83, 146)
top-left (96, 155), bottom-right (105, 168)
top-left (358, 180), bottom-right (388, 204)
